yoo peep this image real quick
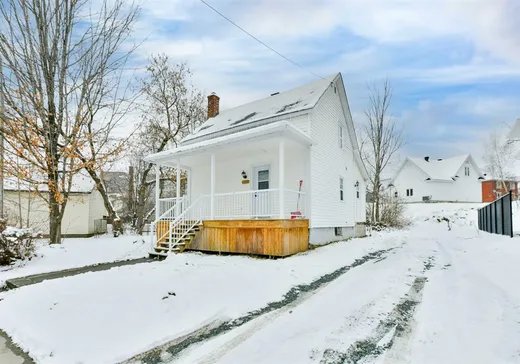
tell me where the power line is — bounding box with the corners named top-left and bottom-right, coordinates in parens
top-left (199, 0), bottom-right (325, 81)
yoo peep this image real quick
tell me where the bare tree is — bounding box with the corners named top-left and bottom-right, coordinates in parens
top-left (132, 55), bottom-right (205, 233)
top-left (484, 129), bottom-right (517, 198)
top-left (360, 80), bottom-right (405, 222)
top-left (0, 0), bottom-right (139, 243)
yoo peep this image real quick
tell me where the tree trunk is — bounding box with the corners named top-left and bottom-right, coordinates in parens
top-left (48, 192), bottom-right (62, 244)
top-left (135, 182), bottom-right (148, 234)
top-left (84, 167), bottom-right (122, 233)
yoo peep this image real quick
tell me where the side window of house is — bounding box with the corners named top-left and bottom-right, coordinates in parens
top-left (339, 177), bottom-right (344, 201)
top-left (339, 125), bottom-right (343, 148)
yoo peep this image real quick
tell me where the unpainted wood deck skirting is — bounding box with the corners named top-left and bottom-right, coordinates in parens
top-left (189, 219), bottom-right (309, 257)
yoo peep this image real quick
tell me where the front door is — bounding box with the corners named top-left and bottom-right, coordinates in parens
top-left (253, 165), bottom-right (271, 217)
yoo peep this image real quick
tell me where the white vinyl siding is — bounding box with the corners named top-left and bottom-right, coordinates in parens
top-left (309, 82), bottom-right (365, 227)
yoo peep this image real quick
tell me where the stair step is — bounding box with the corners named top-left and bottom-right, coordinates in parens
top-left (154, 246), bottom-right (181, 252)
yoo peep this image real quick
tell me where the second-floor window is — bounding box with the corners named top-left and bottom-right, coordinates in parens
top-left (406, 189), bottom-right (414, 196)
top-left (465, 166), bottom-right (470, 176)
top-left (340, 177), bottom-right (344, 201)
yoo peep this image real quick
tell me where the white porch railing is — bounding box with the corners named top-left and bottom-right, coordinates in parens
top-left (204, 188), bottom-right (305, 220)
top-left (158, 197), bottom-right (188, 220)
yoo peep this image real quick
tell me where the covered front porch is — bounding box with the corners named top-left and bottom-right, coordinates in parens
top-left (145, 122), bottom-right (312, 257)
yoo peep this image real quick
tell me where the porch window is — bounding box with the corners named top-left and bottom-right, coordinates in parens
top-left (339, 125), bottom-right (343, 148)
top-left (340, 177), bottom-right (344, 201)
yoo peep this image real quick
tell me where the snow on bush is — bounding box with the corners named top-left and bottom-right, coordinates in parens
top-left (0, 220), bottom-right (39, 266)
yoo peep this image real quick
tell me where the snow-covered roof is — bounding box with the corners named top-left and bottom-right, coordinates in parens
top-left (3, 173), bottom-right (95, 193)
top-left (507, 117), bottom-right (520, 140)
top-left (396, 154), bottom-right (484, 182)
top-left (182, 74), bottom-right (338, 144)
top-left (145, 121), bottom-right (313, 166)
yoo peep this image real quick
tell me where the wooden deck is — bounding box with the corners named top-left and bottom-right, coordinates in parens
top-left (188, 219), bottom-right (309, 257)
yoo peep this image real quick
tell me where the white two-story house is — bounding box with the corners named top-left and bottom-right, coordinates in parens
top-left (144, 73), bottom-right (368, 257)
top-left (388, 154), bottom-right (484, 203)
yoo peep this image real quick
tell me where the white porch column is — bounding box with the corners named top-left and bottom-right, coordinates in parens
top-left (155, 164), bottom-right (160, 220)
top-left (210, 153), bottom-right (215, 219)
top-left (176, 161), bottom-right (181, 216)
top-left (279, 140), bottom-right (285, 219)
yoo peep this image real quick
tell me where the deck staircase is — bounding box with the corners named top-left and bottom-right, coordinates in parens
top-left (149, 196), bottom-right (205, 258)
top-left (151, 221), bottom-right (202, 257)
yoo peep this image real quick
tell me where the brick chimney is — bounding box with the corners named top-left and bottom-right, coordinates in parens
top-left (207, 92), bottom-right (220, 119)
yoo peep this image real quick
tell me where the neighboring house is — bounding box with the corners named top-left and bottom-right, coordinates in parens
top-left (481, 179), bottom-right (518, 202)
top-left (389, 155), bottom-right (484, 202)
top-left (3, 174), bottom-right (108, 237)
top-left (507, 117), bottom-right (520, 140)
top-left (144, 73), bottom-right (368, 257)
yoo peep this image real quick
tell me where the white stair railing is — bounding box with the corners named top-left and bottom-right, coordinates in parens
top-left (150, 197), bottom-right (188, 252)
top-left (165, 196), bottom-right (207, 252)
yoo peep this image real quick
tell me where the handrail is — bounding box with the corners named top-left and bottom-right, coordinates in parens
top-left (156, 195), bottom-right (206, 251)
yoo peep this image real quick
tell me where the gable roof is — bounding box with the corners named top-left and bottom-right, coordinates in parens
top-left (182, 74), bottom-right (338, 144)
top-left (394, 154), bottom-right (484, 182)
top-left (507, 117), bottom-right (520, 140)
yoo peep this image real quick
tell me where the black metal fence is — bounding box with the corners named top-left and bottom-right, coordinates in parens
top-left (478, 192), bottom-right (513, 237)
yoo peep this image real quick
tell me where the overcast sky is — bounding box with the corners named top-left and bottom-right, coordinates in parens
top-left (129, 0), bottom-right (520, 166)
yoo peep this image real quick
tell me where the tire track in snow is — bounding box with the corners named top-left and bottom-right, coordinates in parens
top-left (121, 247), bottom-right (400, 364)
top-left (319, 256), bottom-right (433, 364)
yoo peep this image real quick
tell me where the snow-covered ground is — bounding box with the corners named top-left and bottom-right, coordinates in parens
top-left (1, 203), bottom-right (520, 364)
top-left (0, 234), bottom-right (149, 287)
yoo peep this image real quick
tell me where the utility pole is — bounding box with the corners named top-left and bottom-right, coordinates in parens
top-left (0, 55), bottom-right (4, 219)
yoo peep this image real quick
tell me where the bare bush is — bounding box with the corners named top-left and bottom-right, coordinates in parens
top-left (367, 196), bottom-right (409, 230)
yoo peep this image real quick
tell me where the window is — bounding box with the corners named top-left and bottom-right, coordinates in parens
top-left (357, 191), bottom-right (360, 199)
top-left (339, 125), bottom-right (343, 148)
top-left (406, 188), bottom-right (413, 197)
top-left (334, 227), bottom-right (342, 236)
top-left (394, 191), bottom-right (398, 198)
top-left (465, 166), bottom-right (470, 176)
top-left (340, 177), bottom-right (344, 201)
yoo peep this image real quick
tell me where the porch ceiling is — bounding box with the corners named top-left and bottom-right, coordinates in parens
top-left (144, 121), bottom-right (312, 168)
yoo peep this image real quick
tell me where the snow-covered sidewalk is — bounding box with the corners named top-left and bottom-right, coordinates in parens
top-left (0, 234), bottom-right (149, 287)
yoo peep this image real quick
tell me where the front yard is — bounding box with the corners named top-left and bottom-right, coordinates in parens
top-left (0, 234), bottom-right (149, 287)
top-left (1, 203), bottom-right (520, 364)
